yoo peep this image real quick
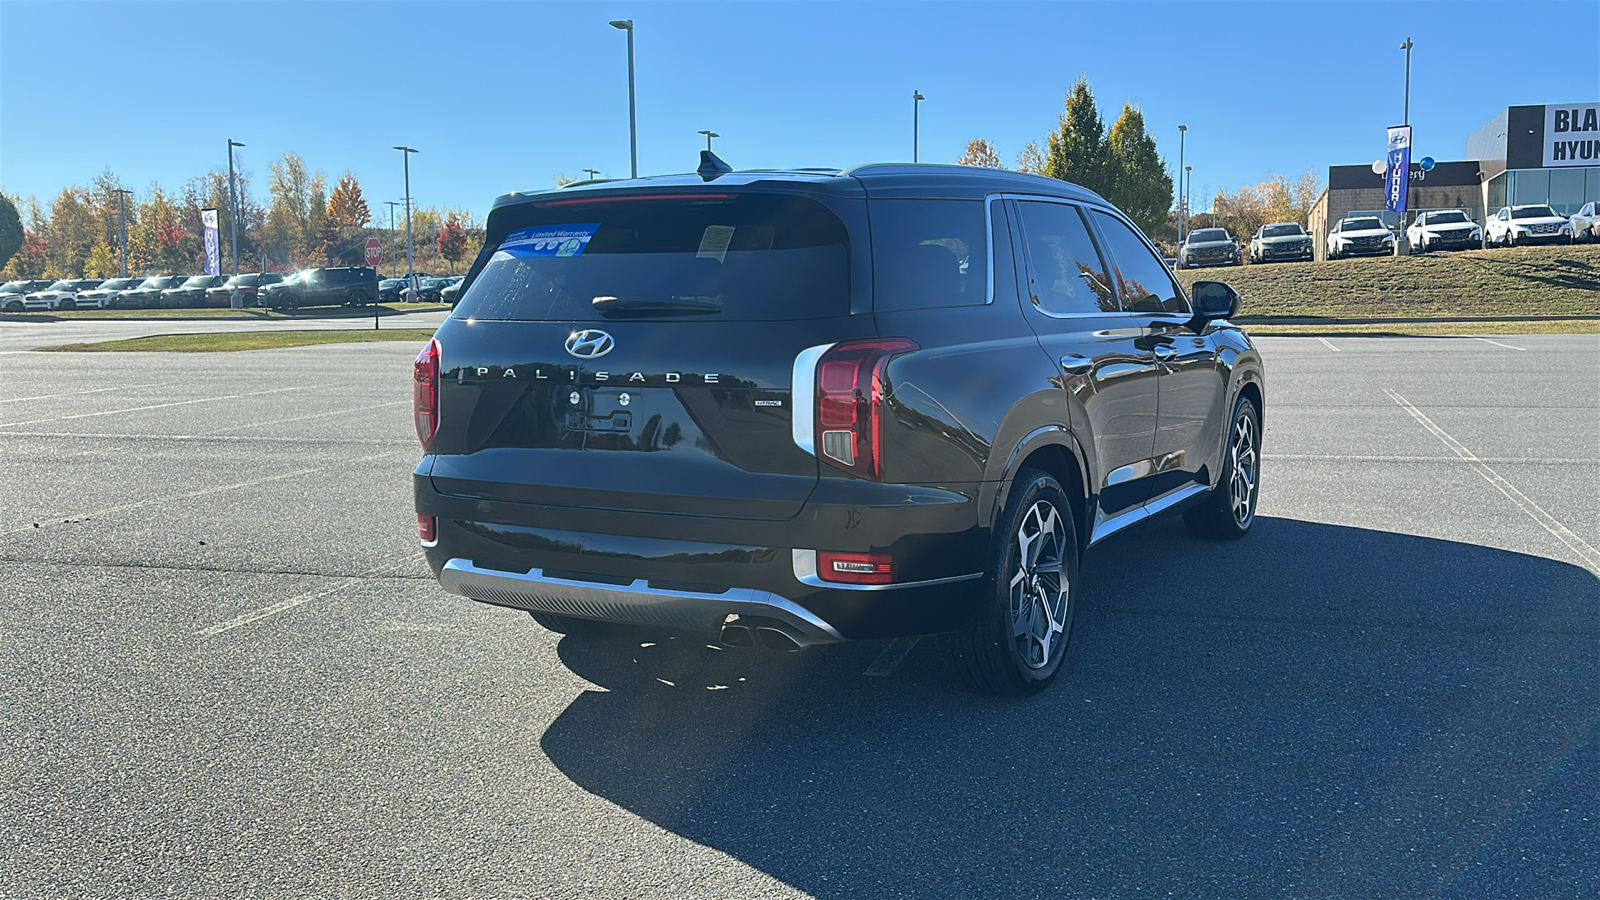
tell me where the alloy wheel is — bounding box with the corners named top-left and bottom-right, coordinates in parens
top-left (1228, 411), bottom-right (1259, 528)
top-left (1009, 500), bottom-right (1070, 670)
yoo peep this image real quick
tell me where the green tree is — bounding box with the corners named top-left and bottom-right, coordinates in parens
top-left (957, 139), bottom-right (1004, 168)
top-left (1104, 103), bottom-right (1174, 234)
top-left (1042, 75), bottom-right (1110, 195)
top-left (83, 238), bottom-right (118, 278)
top-left (45, 187), bottom-right (99, 276)
top-left (0, 194), bottom-right (22, 272)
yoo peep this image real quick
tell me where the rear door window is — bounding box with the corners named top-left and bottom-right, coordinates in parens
top-left (454, 193), bottom-right (849, 322)
top-left (868, 199), bottom-right (990, 310)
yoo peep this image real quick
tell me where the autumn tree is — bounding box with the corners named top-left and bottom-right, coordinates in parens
top-left (436, 214), bottom-right (469, 273)
top-left (956, 139), bottom-right (1004, 168)
top-left (1104, 103), bottom-right (1174, 234)
top-left (1, 231), bottom-right (49, 279)
top-left (1043, 75), bottom-right (1112, 196)
top-left (261, 153), bottom-right (327, 268)
top-left (320, 172), bottom-right (372, 263)
top-left (83, 238), bottom-right (118, 278)
top-left (44, 188), bottom-right (99, 277)
top-left (127, 186), bottom-right (185, 274)
top-left (0, 195), bottom-right (21, 272)
top-left (1015, 140), bottom-right (1046, 175)
top-left (1208, 170), bottom-right (1326, 241)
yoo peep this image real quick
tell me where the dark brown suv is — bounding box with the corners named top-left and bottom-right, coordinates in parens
top-left (258, 266), bottom-right (379, 309)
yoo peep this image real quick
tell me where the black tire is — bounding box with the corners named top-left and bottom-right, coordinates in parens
top-left (529, 611), bottom-right (626, 639)
top-left (953, 469), bottom-right (1081, 697)
top-left (58, 299), bottom-right (75, 311)
top-left (1184, 394), bottom-right (1262, 540)
top-left (347, 289), bottom-right (366, 307)
top-left (3, 299), bottom-right (22, 313)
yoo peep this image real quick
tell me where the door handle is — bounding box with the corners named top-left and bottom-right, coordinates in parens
top-left (1152, 345), bottom-right (1177, 361)
top-left (1060, 354), bottom-right (1093, 375)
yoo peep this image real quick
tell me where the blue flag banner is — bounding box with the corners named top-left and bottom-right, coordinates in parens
top-left (202, 208), bottom-right (220, 275)
top-left (1385, 126), bottom-right (1412, 214)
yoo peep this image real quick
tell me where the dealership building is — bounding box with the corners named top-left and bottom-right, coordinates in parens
top-left (1309, 103), bottom-right (1599, 259)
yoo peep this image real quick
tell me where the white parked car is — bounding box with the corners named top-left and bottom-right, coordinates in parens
top-left (1326, 216), bottom-right (1394, 259)
top-left (1569, 201), bottom-right (1600, 243)
top-left (1406, 210), bottom-right (1482, 252)
top-left (71, 276), bottom-right (147, 309)
top-left (1485, 205), bottom-right (1573, 247)
top-left (22, 278), bottom-right (104, 311)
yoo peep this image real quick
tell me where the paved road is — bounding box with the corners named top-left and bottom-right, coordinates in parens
top-left (0, 308), bottom-right (452, 353)
top-left (1, 334), bottom-right (1595, 898)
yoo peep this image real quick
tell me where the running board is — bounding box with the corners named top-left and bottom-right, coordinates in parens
top-left (1089, 483), bottom-right (1210, 546)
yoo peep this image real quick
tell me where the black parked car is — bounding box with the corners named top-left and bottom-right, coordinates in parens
top-left (160, 274), bottom-right (226, 308)
top-left (401, 276), bottom-right (459, 303)
top-left (412, 160), bottom-right (1266, 696)
top-left (112, 275), bottom-right (186, 309)
top-left (258, 266), bottom-right (380, 309)
top-left (378, 278), bottom-right (408, 303)
top-left (203, 272), bottom-right (285, 307)
top-left (439, 278), bottom-right (465, 307)
top-left (1178, 228), bottom-right (1241, 267)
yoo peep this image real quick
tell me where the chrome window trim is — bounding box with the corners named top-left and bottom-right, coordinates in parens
top-left (792, 549), bottom-right (983, 592)
top-left (985, 194), bottom-right (998, 304)
top-left (790, 343), bottom-right (834, 455)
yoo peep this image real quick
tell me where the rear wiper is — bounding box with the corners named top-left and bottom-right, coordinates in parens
top-left (591, 295), bottom-right (722, 316)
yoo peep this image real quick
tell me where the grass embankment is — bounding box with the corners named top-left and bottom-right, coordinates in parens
top-left (41, 302), bottom-right (450, 320)
top-left (38, 330), bottom-right (435, 352)
top-left (1174, 243), bottom-right (1600, 320)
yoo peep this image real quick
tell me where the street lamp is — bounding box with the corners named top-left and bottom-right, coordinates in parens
top-left (227, 139), bottom-right (245, 278)
top-left (583, 168), bottom-right (601, 180)
top-left (1177, 125), bottom-right (1187, 241)
top-left (1399, 37), bottom-right (1414, 256)
top-left (1185, 166), bottom-right (1193, 240)
top-left (113, 188), bottom-right (134, 277)
top-left (385, 200), bottom-right (402, 278)
top-left (912, 90), bottom-right (925, 162)
top-left (394, 146), bottom-right (418, 293)
top-left (698, 130), bottom-right (719, 152)
top-left (1400, 37), bottom-right (1413, 126)
top-left (610, 19), bottom-right (637, 179)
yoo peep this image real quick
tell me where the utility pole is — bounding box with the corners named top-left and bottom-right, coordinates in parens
top-left (394, 146), bottom-right (418, 292)
top-left (227, 139), bottom-right (245, 277)
top-left (114, 188), bottom-right (133, 277)
top-left (385, 200), bottom-right (400, 278)
top-left (1177, 125), bottom-right (1187, 241)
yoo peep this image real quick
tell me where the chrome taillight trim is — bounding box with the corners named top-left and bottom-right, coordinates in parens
top-left (790, 342), bottom-right (835, 455)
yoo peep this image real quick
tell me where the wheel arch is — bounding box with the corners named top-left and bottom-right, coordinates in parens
top-left (986, 427), bottom-right (1093, 551)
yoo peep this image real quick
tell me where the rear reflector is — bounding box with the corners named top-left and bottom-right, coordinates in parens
top-left (418, 515), bottom-right (437, 546)
top-left (817, 551), bottom-right (892, 585)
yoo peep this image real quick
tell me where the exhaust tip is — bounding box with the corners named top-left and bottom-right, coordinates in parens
top-left (755, 625), bottom-right (807, 652)
top-left (719, 623), bottom-right (754, 649)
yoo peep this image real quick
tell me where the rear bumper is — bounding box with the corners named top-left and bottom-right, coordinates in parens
top-left (415, 469), bottom-right (990, 640)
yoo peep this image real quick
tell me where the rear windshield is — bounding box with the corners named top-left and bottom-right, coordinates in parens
top-left (453, 193), bottom-right (850, 322)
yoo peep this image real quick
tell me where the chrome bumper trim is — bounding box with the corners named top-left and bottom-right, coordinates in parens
top-left (438, 558), bottom-right (844, 643)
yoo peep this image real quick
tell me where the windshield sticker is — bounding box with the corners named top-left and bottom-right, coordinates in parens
top-left (696, 225), bottom-right (735, 262)
top-left (494, 224), bottom-right (600, 261)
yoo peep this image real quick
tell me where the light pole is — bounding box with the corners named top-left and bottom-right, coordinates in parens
top-left (1185, 166), bottom-right (1193, 241)
top-left (227, 139), bottom-right (244, 277)
top-left (113, 188), bottom-right (133, 277)
top-left (1177, 124), bottom-right (1187, 241)
top-left (610, 19), bottom-right (637, 179)
top-left (583, 168), bottom-right (601, 180)
top-left (698, 130), bottom-right (719, 152)
top-left (394, 146), bottom-right (418, 292)
top-left (1400, 37), bottom-right (1413, 126)
top-left (1399, 37), bottom-right (1414, 256)
top-left (912, 91), bottom-right (925, 162)
top-left (385, 200), bottom-right (401, 278)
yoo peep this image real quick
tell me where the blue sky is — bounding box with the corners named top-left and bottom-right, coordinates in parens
top-left (2, 0), bottom-right (1595, 220)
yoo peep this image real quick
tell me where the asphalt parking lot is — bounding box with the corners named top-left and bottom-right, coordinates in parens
top-left (1, 331), bottom-right (1595, 898)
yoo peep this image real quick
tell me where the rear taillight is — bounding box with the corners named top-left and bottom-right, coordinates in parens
top-left (417, 515), bottom-right (438, 546)
top-left (817, 550), bottom-right (893, 585)
top-left (413, 337), bottom-right (440, 448)
top-left (814, 338), bottom-right (918, 480)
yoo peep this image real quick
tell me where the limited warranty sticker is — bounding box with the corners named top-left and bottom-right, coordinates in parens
top-left (494, 224), bottom-right (601, 260)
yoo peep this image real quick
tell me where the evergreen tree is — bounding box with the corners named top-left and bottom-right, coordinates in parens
top-left (1043, 75), bottom-right (1110, 195)
top-left (0, 195), bottom-right (22, 273)
top-left (1104, 103), bottom-right (1174, 234)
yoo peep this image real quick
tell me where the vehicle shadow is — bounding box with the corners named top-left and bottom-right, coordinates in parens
top-left (540, 517), bottom-right (1598, 899)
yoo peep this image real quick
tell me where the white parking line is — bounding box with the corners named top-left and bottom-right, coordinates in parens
top-left (196, 558), bottom-right (414, 637)
top-left (1474, 337), bottom-right (1526, 351)
top-left (1384, 388), bottom-right (1599, 575)
top-left (0, 386), bottom-right (306, 429)
top-left (0, 382), bottom-right (170, 405)
top-left (1316, 337), bottom-right (1341, 352)
top-left (863, 637), bottom-right (921, 676)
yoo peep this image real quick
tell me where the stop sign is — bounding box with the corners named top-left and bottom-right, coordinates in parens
top-left (364, 238), bottom-right (382, 267)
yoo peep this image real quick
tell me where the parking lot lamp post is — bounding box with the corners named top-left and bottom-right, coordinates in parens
top-left (1398, 37), bottom-right (1414, 257)
top-left (610, 20), bottom-right (637, 179)
top-left (1177, 125), bottom-right (1187, 241)
top-left (698, 130), bottom-right (719, 152)
top-left (385, 201), bottom-right (400, 278)
top-left (583, 169), bottom-right (601, 180)
top-left (227, 139), bottom-right (244, 278)
top-left (913, 91), bottom-right (925, 162)
top-left (1185, 167), bottom-right (1193, 239)
top-left (113, 188), bottom-right (133, 277)
top-left (1400, 37), bottom-right (1413, 126)
top-left (395, 146), bottom-right (418, 293)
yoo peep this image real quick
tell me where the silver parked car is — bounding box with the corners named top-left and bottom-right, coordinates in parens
top-left (1569, 201), bottom-right (1600, 243)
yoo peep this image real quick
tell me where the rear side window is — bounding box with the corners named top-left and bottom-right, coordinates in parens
top-left (454, 193), bottom-right (849, 322)
top-left (868, 199), bottom-right (990, 310)
top-left (1090, 211), bottom-right (1188, 315)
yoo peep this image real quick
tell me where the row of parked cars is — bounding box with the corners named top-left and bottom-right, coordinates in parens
top-left (0, 266), bottom-right (463, 312)
top-left (1175, 202), bottom-right (1600, 269)
top-left (379, 275), bottom-right (464, 305)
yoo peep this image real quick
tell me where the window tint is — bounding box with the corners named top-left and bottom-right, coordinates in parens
top-left (869, 199), bottom-right (990, 310)
top-left (1013, 200), bottom-right (1118, 315)
top-left (455, 193), bottom-right (849, 322)
top-left (1090, 211), bottom-right (1188, 315)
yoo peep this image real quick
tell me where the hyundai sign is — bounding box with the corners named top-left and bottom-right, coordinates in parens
top-left (1545, 102), bottom-right (1600, 166)
top-left (1385, 126), bottom-right (1412, 213)
top-left (201, 208), bottom-right (220, 276)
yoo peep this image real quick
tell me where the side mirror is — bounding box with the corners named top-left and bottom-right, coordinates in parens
top-left (1191, 280), bottom-right (1241, 322)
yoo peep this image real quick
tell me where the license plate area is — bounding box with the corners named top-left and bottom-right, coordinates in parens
top-left (561, 388), bottom-right (635, 433)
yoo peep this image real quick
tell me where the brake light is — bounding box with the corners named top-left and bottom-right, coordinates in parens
top-left (818, 551), bottom-right (893, 585)
top-left (417, 515), bottom-right (438, 546)
top-left (814, 338), bottom-right (917, 480)
top-left (413, 337), bottom-right (440, 448)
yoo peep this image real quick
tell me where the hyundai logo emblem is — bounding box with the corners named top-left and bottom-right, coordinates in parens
top-left (564, 329), bottom-right (615, 359)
